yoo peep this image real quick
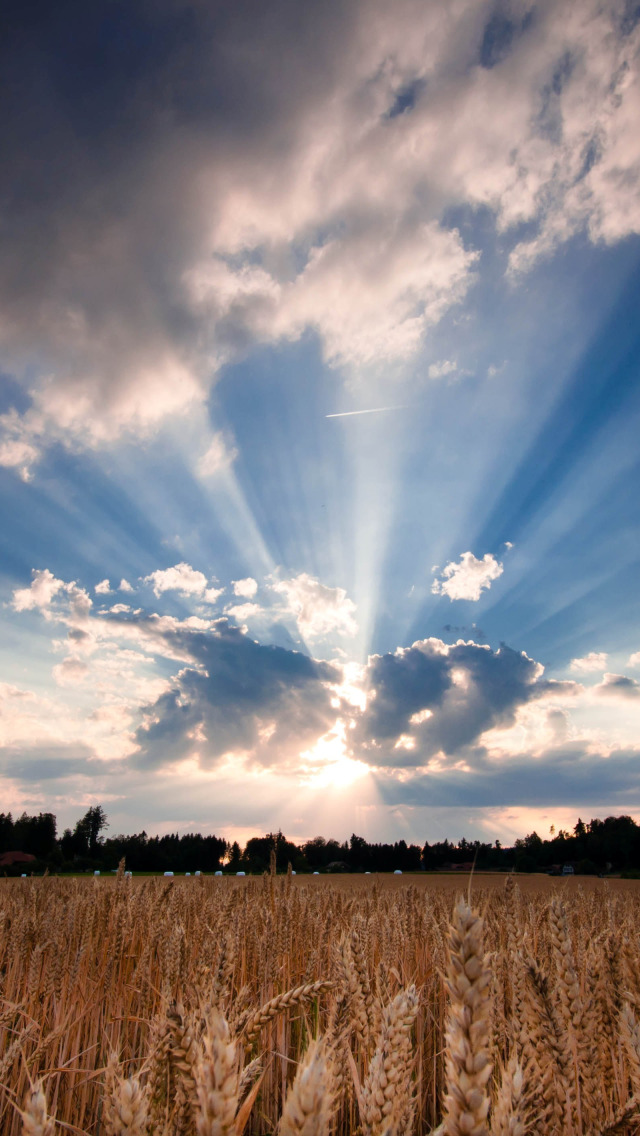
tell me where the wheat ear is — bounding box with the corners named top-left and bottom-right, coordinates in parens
top-left (194, 1007), bottom-right (240, 1136)
top-left (21, 1083), bottom-right (55, 1136)
top-left (601, 1096), bottom-right (640, 1135)
top-left (279, 1037), bottom-right (334, 1136)
top-left (490, 1053), bottom-right (525, 1136)
top-left (441, 897), bottom-right (492, 1136)
top-left (242, 980), bottom-right (333, 1050)
top-left (360, 985), bottom-right (419, 1136)
top-left (620, 1003), bottom-right (640, 1096)
top-left (104, 1054), bottom-right (150, 1136)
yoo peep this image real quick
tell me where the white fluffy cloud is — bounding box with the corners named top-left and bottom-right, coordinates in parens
top-left (12, 568), bottom-right (67, 612)
top-left (184, 223), bottom-right (476, 369)
top-left (224, 602), bottom-right (262, 626)
top-left (432, 551), bottom-right (504, 602)
top-left (273, 222), bottom-right (475, 367)
top-left (628, 652), bottom-right (640, 668)
top-left (143, 563), bottom-right (223, 604)
top-left (571, 651), bottom-right (609, 673)
top-left (594, 673), bottom-right (640, 699)
top-left (233, 578), bottom-right (258, 598)
top-left (271, 573), bottom-right (358, 640)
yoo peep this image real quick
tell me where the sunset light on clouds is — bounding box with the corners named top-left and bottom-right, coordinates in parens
top-left (1, 0), bottom-right (640, 845)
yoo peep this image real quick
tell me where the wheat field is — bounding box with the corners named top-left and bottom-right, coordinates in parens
top-left (2, 870), bottom-right (640, 1135)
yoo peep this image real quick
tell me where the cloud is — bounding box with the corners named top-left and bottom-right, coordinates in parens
top-left (224, 602), bottom-right (262, 625)
top-left (570, 651), bottom-right (608, 673)
top-left (12, 569), bottom-right (66, 612)
top-left (1, 0), bottom-right (638, 473)
top-left (374, 743), bottom-right (640, 809)
top-left (133, 621), bottom-right (340, 770)
top-left (432, 551), bottom-right (504, 601)
top-left (0, 745), bottom-right (103, 784)
top-left (52, 656), bottom-right (90, 687)
top-left (359, 641), bottom-right (451, 741)
top-left (354, 637), bottom-right (553, 766)
top-left (119, 579), bottom-right (134, 593)
top-left (7, 561), bottom-right (640, 825)
top-left (271, 222), bottom-right (476, 367)
top-left (197, 431), bottom-right (238, 477)
top-left (628, 652), bottom-right (640, 668)
top-left (143, 563), bottom-right (223, 604)
top-left (271, 573), bottom-right (358, 639)
top-left (0, 410), bottom-right (41, 480)
top-left (594, 673), bottom-right (640, 700)
top-left (95, 579), bottom-right (112, 595)
top-left (233, 578), bottom-right (258, 598)
top-left (428, 359), bottom-right (458, 380)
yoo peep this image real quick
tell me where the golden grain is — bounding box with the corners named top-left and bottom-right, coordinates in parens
top-left (1, 874), bottom-right (639, 1134)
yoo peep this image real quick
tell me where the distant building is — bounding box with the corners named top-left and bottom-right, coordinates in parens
top-left (0, 851), bottom-right (36, 867)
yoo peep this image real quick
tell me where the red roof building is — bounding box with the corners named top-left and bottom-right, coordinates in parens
top-left (0, 851), bottom-right (37, 867)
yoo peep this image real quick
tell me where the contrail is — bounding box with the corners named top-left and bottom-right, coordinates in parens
top-left (325, 405), bottom-right (407, 418)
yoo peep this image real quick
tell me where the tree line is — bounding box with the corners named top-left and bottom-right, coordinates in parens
top-left (1, 807), bottom-right (640, 875)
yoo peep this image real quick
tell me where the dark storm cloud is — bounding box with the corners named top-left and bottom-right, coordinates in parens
top-left (0, 0), bottom-right (359, 438)
top-left (374, 743), bottom-right (640, 808)
top-left (361, 643), bottom-right (451, 740)
top-left (355, 639), bottom-right (581, 767)
top-left (0, 743), bottom-right (100, 782)
top-left (132, 618), bottom-right (340, 769)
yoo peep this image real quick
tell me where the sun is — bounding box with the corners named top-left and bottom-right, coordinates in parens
top-left (300, 721), bottom-right (370, 789)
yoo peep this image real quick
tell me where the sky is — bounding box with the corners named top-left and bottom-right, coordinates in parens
top-left (1, 0), bottom-right (640, 849)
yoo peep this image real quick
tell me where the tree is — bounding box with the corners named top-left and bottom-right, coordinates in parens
top-left (72, 806), bottom-right (109, 858)
top-left (0, 812), bottom-right (14, 853)
top-left (85, 806), bottom-right (109, 854)
top-left (13, 812), bottom-right (57, 859)
top-left (63, 806), bottom-right (109, 861)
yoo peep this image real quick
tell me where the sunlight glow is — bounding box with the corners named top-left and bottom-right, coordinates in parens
top-left (300, 721), bottom-right (371, 789)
